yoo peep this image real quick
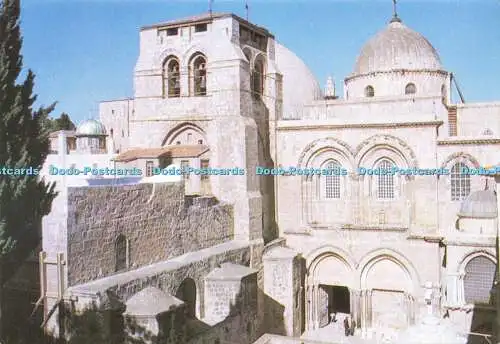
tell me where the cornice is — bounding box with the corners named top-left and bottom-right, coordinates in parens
top-left (277, 120), bottom-right (443, 131)
top-left (344, 69), bottom-right (449, 82)
top-left (438, 138), bottom-right (500, 145)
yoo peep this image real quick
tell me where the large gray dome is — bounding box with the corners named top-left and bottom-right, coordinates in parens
top-left (353, 20), bottom-right (442, 75)
top-left (459, 190), bottom-right (497, 219)
top-left (76, 119), bottom-right (107, 136)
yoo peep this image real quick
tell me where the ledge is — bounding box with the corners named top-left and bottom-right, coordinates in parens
top-left (438, 138), bottom-right (500, 145)
top-left (277, 120), bottom-right (443, 130)
top-left (340, 224), bottom-right (408, 231)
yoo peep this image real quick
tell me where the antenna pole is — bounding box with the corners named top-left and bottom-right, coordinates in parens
top-left (209, 0), bottom-right (213, 16)
top-left (245, 1), bottom-right (249, 21)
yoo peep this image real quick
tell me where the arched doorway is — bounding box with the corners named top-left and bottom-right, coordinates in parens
top-left (176, 278), bottom-right (197, 318)
top-left (360, 255), bottom-right (415, 334)
top-left (306, 251), bottom-right (355, 331)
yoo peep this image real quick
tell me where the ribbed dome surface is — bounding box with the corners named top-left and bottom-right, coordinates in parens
top-left (353, 20), bottom-right (442, 75)
top-left (76, 119), bottom-right (107, 136)
top-left (459, 190), bottom-right (497, 219)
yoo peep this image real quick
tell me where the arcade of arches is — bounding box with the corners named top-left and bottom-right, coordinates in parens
top-left (306, 251), bottom-right (417, 334)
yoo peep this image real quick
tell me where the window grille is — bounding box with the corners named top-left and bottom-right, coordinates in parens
top-left (325, 161), bottom-right (341, 199)
top-left (377, 160), bottom-right (394, 199)
top-left (451, 162), bottom-right (470, 201)
top-left (464, 256), bottom-right (495, 304)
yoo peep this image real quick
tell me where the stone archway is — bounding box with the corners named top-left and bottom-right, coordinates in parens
top-left (359, 253), bottom-right (417, 337)
top-left (306, 250), bottom-right (356, 331)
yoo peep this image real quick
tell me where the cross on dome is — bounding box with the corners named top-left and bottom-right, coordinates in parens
top-left (391, 0), bottom-right (402, 23)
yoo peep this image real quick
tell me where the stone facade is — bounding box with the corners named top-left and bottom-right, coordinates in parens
top-left (37, 9), bottom-right (500, 344)
top-left (66, 183), bottom-right (233, 285)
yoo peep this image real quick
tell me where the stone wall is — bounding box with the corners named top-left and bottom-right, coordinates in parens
top-left (66, 182), bottom-right (234, 285)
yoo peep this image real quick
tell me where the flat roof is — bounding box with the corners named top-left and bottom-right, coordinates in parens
top-left (113, 144), bottom-right (209, 162)
top-left (141, 12), bottom-right (273, 38)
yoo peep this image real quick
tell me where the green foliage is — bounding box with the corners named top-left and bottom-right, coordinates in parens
top-left (0, 0), bottom-right (56, 264)
top-left (3, 301), bottom-right (156, 344)
top-left (46, 112), bottom-right (76, 132)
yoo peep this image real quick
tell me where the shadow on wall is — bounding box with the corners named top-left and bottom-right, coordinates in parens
top-left (466, 271), bottom-right (497, 344)
top-left (466, 304), bottom-right (496, 344)
top-left (254, 97), bottom-right (278, 244)
top-left (4, 276), bottom-right (288, 344)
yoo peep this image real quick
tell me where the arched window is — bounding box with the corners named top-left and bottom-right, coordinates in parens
top-left (163, 57), bottom-right (180, 98)
top-left (377, 159), bottom-right (394, 199)
top-left (190, 54), bottom-right (207, 96)
top-left (252, 56), bottom-right (265, 98)
top-left (451, 162), bottom-right (470, 201)
top-left (405, 83), bottom-right (416, 95)
top-left (364, 85), bottom-right (374, 97)
top-left (115, 234), bottom-right (128, 272)
top-left (464, 256), bottom-right (496, 305)
top-left (324, 161), bottom-right (341, 199)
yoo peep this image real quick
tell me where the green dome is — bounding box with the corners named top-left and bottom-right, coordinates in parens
top-left (76, 119), bottom-right (107, 136)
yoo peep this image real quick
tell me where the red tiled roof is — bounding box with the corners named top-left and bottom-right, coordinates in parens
top-left (113, 145), bottom-right (209, 162)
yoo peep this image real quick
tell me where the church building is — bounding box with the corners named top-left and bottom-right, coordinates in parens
top-left (38, 5), bottom-right (500, 344)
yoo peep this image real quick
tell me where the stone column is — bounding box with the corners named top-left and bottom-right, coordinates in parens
top-left (446, 273), bottom-right (458, 306)
top-left (311, 284), bottom-right (316, 330)
top-left (366, 290), bottom-right (372, 329)
top-left (313, 283), bottom-right (319, 329)
top-left (405, 293), bottom-right (411, 327)
top-left (457, 274), bottom-right (465, 305)
top-left (360, 290), bottom-right (366, 338)
top-left (305, 284), bottom-right (311, 331)
top-left (350, 289), bottom-right (360, 329)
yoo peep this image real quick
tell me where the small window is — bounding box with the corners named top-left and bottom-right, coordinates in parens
top-left (176, 141), bottom-right (181, 145)
top-left (187, 133), bottom-right (192, 143)
top-left (201, 159), bottom-right (209, 181)
top-left (198, 139), bottom-right (203, 145)
top-left (180, 160), bottom-right (190, 180)
top-left (121, 130), bottom-right (124, 137)
top-left (364, 85), bottom-right (374, 97)
top-left (146, 161), bottom-right (154, 177)
top-left (194, 23), bottom-right (207, 32)
top-left (405, 83), bottom-right (416, 95)
top-left (166, 28), bottom-right (178, 36)
top-left (110, 128), bottom-right (114, 136)
top-left (115, 234), bottom-right (128, 272)
top-left (111, 110), bottom-right (115, 114)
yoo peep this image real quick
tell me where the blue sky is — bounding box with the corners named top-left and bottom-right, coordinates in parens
top-left (19, 0), bottom-right (500, 124)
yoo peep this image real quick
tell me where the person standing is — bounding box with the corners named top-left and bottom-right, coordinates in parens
top-left (350, 318), bottom-right (356, 335)
top-left (344, 316), bottom-right (350, 336)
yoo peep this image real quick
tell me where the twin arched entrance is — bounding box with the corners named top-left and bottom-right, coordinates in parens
top-left (306, 249), bottom-right (418, 335)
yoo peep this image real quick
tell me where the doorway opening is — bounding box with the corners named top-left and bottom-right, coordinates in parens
top-left (318, 285), bottom-right (350, 327)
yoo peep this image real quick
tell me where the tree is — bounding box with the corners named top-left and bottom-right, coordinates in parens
top-left (0, 0), bottom-right (57, 338)
top-left (55, 112), bottom-right (76, 131)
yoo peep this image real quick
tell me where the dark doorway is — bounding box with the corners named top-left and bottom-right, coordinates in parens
top-left (318, 285), bottom-right (350, 328)
top-left (320, 285), bottom-right (350, 314)
top-left (176, 278), bottom-right (197, 318)
top-left (331, 285), bottom-right (350, 313)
